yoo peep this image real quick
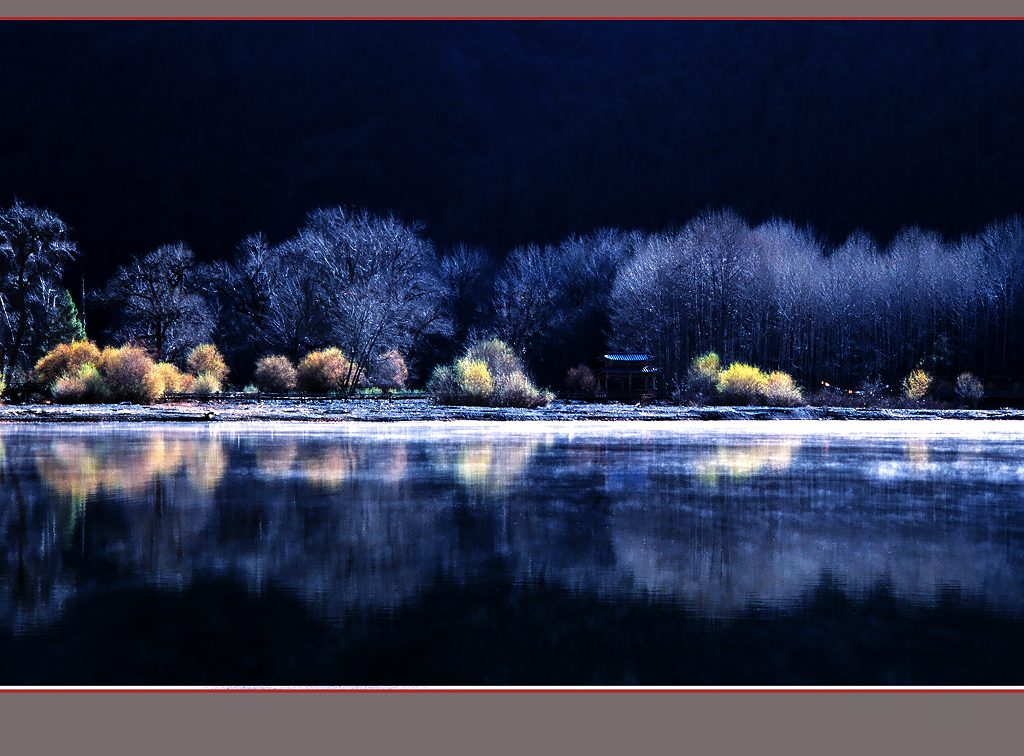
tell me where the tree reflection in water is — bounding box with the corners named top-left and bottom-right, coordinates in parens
top-left (0, 422), bottom-right (1020, 654)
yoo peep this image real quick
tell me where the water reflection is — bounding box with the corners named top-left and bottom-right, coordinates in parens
top-left (690, 437), bottom-right (800, 484)
top-left (0, 421), bottom-right (1022, 642)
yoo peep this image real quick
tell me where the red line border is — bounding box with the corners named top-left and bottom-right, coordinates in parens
top-left (0, 688), bottom-right (1021, 693)
top-left (1, 17), bottom-right (1024, 21)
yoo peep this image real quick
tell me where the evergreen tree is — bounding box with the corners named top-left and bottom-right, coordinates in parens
top-left (42, 289), bottom-right (87, 350)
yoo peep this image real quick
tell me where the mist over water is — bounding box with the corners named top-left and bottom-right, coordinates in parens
top-left (1, 420), bottom-right (1022, 684)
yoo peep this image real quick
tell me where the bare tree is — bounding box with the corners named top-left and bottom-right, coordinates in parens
top-left (208, 232), bottom-right (288, 370)
top-left (104, 242), bottom-right (214, 362)
top-left (492, 243), bottom-right (560, 357)
top-left (211, 208), bottom-right (449, 389)
top-left (438, 243), bottom-right (493, 347)
top-left (0, 201), bottom-right (78, 382)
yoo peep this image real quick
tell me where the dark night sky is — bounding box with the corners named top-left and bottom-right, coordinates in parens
top-left (1, 20), bottom-right (1023, 281)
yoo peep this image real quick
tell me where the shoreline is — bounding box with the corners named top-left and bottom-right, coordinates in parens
top-left (0, 398), bottom-right (1022, 423)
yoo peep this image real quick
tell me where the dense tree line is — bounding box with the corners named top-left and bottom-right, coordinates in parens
top-left (609, 211), bottom-right (1024, 391)
top-left (3, 198), bottom-right (1024, 396)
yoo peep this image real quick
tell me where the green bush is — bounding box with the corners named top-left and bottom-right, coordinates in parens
top-left (254, 355), bottom-right (298, 392)
top-left (426, 365), bottom-right (461, 404)
top-left (465, 339), bottom-right (523, 377)
top-left (955, 372), bottom-right (984, 407)
top-left (902, 369), bottom-right (932, 401)
top-left (494, 371), bottom-right (554, 408)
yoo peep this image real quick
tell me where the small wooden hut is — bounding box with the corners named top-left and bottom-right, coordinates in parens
top-left (598, 354), bottom-right (659, 401)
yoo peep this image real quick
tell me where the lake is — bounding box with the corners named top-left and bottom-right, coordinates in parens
top-left (1, 420), bottom-right (1022, 685)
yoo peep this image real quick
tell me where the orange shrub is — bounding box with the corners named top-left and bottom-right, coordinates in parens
top-left (98, 345), bottom-right (162, 404)
top-left (254, 355), bottom-right (298, 392)
top-left (296, 348), bottom-right (361, 394)
top-left (34, 340), bottom-right (102, 388)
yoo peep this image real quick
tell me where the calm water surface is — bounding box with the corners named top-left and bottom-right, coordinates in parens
top-left (1, 420), bottom-right (1022, 684)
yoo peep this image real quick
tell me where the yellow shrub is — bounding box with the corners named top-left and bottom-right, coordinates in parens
top-left (34, 340), bottom-right (102, 388)
top-left (186, 344), bottom-right (229, 383)
top-left (151, 362), bottom-right (191, 394)
top-left (902, 369), bottom-right (932, 401)
top-left (690, 351), bottom-right (721, 381)
top-left (464, 339), bottom-right (523, 377)
top-left (426, 365), bottom-right (461, 404)
top-left (429, 339), bottom-right (549, 408)
top-left (763, 370), bottom-right (804, 406)
top-left (716, 362), bottom-right (769, 404)
top-left (192, 372), bottom-right (222, 396)
top-left (455, 358), bottom-right (494, 400)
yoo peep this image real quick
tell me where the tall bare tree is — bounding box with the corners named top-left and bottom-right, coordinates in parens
top-left (104, 242), bottom-right (214, 362)
top-left (0, 201), bottom-right (78, 382)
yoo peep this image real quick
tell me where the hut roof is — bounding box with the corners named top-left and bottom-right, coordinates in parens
top-left (603, 353), bottom-right (651, 362)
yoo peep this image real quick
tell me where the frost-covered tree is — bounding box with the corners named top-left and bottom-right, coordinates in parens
top-left (104, 242), bottom-right (214, 362)
top-left (208, 232), bottom-right (285, 372)
top-left (212, 208), bottom-right (449, 387)
top-left (977, 216), bottom-right (1024, 371)
top-left (292, 207), bottom-right (449, 380)
top-left (0, 201), bottom-right (78, 382)
top-left (438, 243), bottom-right (493, 347)
top-left (490, 229), bottom-right (638, 380)
top-left (609, 209), bottom-right (756, 388)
